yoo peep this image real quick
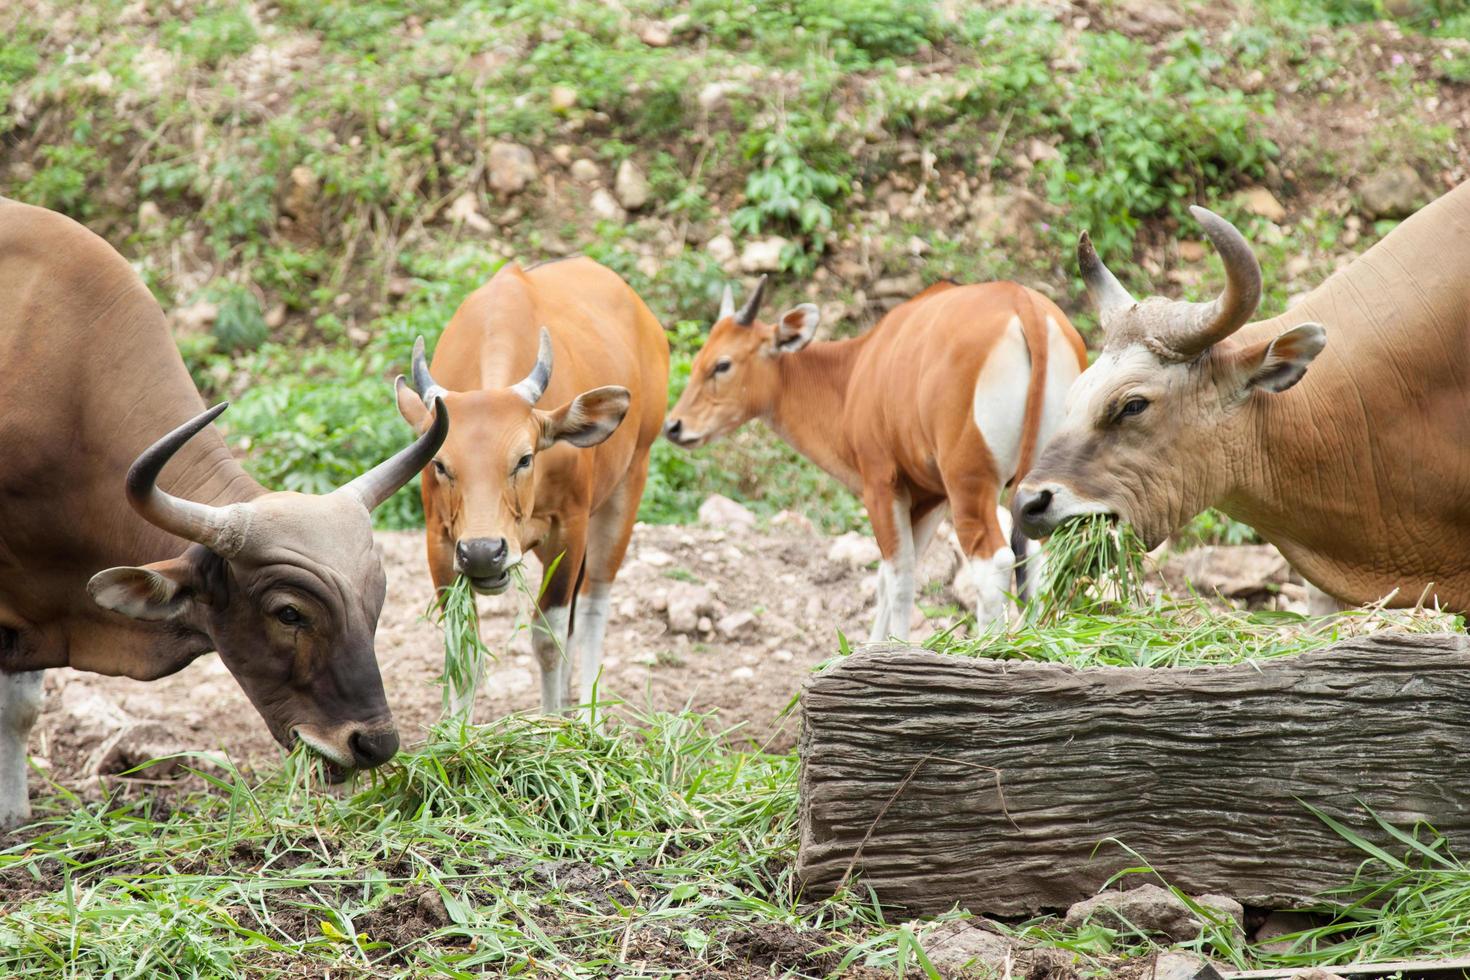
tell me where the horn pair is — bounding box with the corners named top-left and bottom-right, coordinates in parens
top-left (717, 275), bottom-right (768, 326)
top-left (407, 328), bottom-right (553, 407)
top-left (127, 400), bottom-right (449, 557)
top-left (1080, 206), bottom-right (1262, 358)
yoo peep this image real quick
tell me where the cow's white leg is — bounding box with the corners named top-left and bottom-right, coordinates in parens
top-left (0, 670), bottom-right (44, 830)
top-left (912, 504), bottom-right (948, 563)
top-left (971, 543), bottom-right (1017, 631)
top-left (572, 582), bottom-right (612, 718)
top-left (868, 562), bottom-right (892, 642)
top-left (532, 605), bottom-right (571, 714)
top-left (885, 500), bottom-right (916, 643)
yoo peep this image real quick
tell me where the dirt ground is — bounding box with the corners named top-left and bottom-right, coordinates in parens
top-left (27, 515), bottom-right (1303, 796)
top-left (27, 515), bottom-right (962, 789)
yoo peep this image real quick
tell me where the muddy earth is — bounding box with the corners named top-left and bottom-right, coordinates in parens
top-left (27, 513), bottom-right (1298, 799)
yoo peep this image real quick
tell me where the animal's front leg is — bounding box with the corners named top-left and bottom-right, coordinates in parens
top-left (532, 528), bottom-right (587, 715)
top-left (531, 606), bottom-right (571, 714)
top-left (572, 582), bottom-right (612, 717)
top-left (0, 669), bottom-right (44, 830)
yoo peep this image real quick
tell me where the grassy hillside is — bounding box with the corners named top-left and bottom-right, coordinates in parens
top-left (3, 0), bottom-right (1467, 532)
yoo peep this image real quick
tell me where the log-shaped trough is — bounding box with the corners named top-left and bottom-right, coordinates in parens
top-left (797, 632), bottom-right (1470, 916)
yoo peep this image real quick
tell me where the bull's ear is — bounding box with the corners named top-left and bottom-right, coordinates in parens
top-left (1235, 322), bottom-right (1326, 394)
top-left (88, 556), bottom-right (200, 622)
top-left (773, 304), bottom-right (820, 353)
top-left (394, 375), bottom-right (432, 432)
top-left (538, 385), bottom-right (631, 449)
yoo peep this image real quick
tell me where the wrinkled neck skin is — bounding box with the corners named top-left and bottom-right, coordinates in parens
top-left (766, 338), bottom-right (866, 493)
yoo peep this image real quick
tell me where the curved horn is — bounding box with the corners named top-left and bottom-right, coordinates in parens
top-left (717, 283), bottom-right (735, 322)
top-left (126, 403), bottom-right (252, 557)
top-left (409, 336), bottom-right (449, 405)
top-left (1158, 206), bottom-right (1263, 357)
top-left (510, 327), bottom-right (554, 405)
top-left (1078, 231), bottom-right (1136, 327)
top-left (337, 396), bottom-right (450, 512)
top-left (734, 274), bottom-right (768, 326)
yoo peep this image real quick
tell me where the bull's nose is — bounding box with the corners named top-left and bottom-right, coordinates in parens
top-left (1013, 486), bottom-right (1055, 537)
top-left (663, 418), bottom-right (683, 441)
top-left (348, 728), bottom-right (400, 769)
top-left (455, 537), bottom-right (509, 577)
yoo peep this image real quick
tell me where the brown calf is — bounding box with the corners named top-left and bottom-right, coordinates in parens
top-left (664, 278), bottom-right (1086, 637)
top-left (396, 257), bottom-right (670, 712)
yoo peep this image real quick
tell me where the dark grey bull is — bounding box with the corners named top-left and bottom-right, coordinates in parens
top-left (0, 197), bottom-right (446, 828)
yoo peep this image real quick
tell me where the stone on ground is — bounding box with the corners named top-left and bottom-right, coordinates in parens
top-left (1063, 883), bottom-right (1203, 943)
top-left (699, 493), bottom-right (756, 530)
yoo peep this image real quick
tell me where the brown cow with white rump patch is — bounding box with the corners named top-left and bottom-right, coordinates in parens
top-left (1014, 184), bottom-right (1470, 611)
top-left (396, 257), bottom-right (669, 714)
top-left (664, 277), bottom-right (1087, 636)
top-left (0, 197), bottom-right (448, 829)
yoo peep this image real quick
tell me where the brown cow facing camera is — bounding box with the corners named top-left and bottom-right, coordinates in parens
top-left (396, 257), bottom-right (670, 715)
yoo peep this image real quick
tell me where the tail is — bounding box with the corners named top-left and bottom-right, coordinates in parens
top-left (1009, 287), bottom-right (1054, 603)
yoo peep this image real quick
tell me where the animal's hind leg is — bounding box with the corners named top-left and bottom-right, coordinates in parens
top-left (574, 452), bottom-right (650, 719)
top-left (939, 442), bottom-right (1012, 629)
top-left (863, 484), bottom-right (914, 642)
top-left (0, 666), bottom-right (43, 830)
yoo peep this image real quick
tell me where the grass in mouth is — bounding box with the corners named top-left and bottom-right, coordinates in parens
top-left (1027, 514), bottom-right (1149, 625)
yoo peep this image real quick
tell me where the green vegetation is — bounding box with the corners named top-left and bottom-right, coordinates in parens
top-left (3, 0), bottom-right (1461, 533)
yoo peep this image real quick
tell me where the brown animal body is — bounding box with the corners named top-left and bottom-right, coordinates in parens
top-left (0, 197), bottom-right (447, 828)
top-left (1015, 184), bottom-right (1470, 610)
top-left (397, 257), bottom-right (669, 713)
top-left (664, 278), bottom-right (1086, 636)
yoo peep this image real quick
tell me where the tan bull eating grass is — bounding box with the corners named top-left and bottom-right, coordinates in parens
top-left (0, 198), bottom-right (449, 829)
top-left (1015, 183), bottom-right (1470, 611)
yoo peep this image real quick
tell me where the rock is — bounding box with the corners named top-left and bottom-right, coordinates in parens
top-left (88, 721), bottom-right (186, 779)
top-left (1359, 165), bottom-right (1430, 220)
top-left (1063, 884), bottom-right (1203, 943)
top-left (264, 303), bottom-right (286, 329)
top-left (1178, 240), bottom-right (1207, 262)
top-left (172, 300), bottom-right (219, 337)
top-left (922, 920), bottom-right (1023, 973)
top-left (137, 201), bottom-right (164, 233)
top-left (1195, 893), bottom-right (1245, 937)
top-left (696, 615), bottom-right (713, 634)
top-left (639, 549), bottom-right (675, 567)
top-left (772, 649), bottom-right (795, 663)
top-left (827, 532), bottom-right (882, 568)
top-left (739, 237), bottom-right (789, 273)
top-left (638, 22), bottom-right (672, 46)
top-left (447, 191), bottom-right (492, 233)
top-left (730, 665), bottom-right (755, 681)
top-left (771, 510), bottom-right (815, 534)
top-left (1156, 544), bottom-right (1295, 605)
top-left (615, 159), bottom-right (651, 211)
top-left (1253, 909), bottom-right (1324, 955)
top-left (666, 583), bottom-right (715, 634)
top-left (1236, 186), bottom-right (1287, 223)
top-left (487, 141), bottom-right (538, 196)
top-left (550, 85), bottom-right (578, 112)
top-left (1117, 0), bottom-right (1186, 34)
top-left (698, 494), bottom-right (756, 531)
top-left (706, 234), bottom-right (736, 265)
top-left (551, 144), bottom-right (575, 166)
top-left (717, 611), bottom-right (758, 638)
top-left (873, 273), bottom-right (923, 299)
top-left (1147, 951), bottom-right (1227, 980)
top-left (590, 188), bottom-right (627, 222)
top-left (699, 81), bottom-right (737, 112)
top-left (55, 687), bottom-right (132, 745)
top-left (282, 165), bottom-right (319, 220)
top-left (570, 158), bottom-right (600, 182)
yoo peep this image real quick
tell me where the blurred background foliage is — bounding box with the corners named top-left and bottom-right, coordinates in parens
top-left (2, 0), bottom-right (1466, 543)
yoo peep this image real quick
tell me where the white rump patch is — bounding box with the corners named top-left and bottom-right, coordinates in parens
top-left (973, 315), bottom-right (1030, 486)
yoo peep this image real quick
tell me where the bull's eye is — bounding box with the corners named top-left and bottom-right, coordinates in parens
top-left (1119, 397), bottom-right (1149, 420)
top-left (711, 358), bottom-right (732, 377)
top-left (514, 453), bottom-right (533, 474)
top-left (432, 459), bottom-right (449, 479)
top-left (276, 605), bottom-right (305, 627)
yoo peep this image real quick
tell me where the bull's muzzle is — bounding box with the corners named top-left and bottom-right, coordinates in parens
top-left (454, 537), bottom-right (514, 594)
top-left (1013, 485), bottom-right (1059, 539)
